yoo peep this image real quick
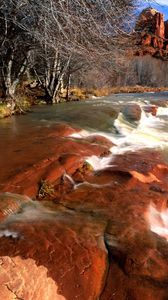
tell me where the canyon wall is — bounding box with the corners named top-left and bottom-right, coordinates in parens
top-left (135, 7), bottom-right (168, 59)
top-left (117, 8), bottom-right (168, 87)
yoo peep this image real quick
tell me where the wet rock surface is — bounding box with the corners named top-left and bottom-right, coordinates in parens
top-left (121, 104), bottom-right (142, 122)
top-left (142, 105), bottom-right (158, 116)
top-left (0, 124), bottom-right (110, 198)
top-left (0, 207), bottom-right (107, 300)
top-left (0, 122), bottom-right (168, 299)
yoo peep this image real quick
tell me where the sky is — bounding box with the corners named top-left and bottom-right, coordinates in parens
top-left (142, 0), bottom-right (168, 20)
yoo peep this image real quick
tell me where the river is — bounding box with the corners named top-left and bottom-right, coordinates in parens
top-left (0, 92), bottom-right (167, 179)
top-left (0, 92), bottom-right (168, 300)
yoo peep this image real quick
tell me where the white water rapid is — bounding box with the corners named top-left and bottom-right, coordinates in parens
top-left (70, 104), bottom-right (168, 171)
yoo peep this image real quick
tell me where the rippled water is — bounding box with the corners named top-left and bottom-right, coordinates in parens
top-left (0, 92), bottom-right (168, 181)
top-left (0, 92), bottom-right (168, 243)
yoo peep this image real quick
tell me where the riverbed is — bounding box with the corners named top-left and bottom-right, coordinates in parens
top-left (0, 92), bottom-right (168, 300)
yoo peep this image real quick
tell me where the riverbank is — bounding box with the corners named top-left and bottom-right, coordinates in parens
top-left (0, 100), bottom-right (32, 119)
top-left (1, 85), bottom-right (168, 119)
top-left (71, 85), bottom-right (168, 100)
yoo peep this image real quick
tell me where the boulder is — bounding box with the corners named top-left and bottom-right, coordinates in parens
top-left (121, 104), bottom-right (142, 122)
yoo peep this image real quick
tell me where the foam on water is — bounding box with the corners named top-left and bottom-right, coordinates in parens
top-left (0, 196), bottom-right (58, 226)
top-left (147, 204), bottom-right (168, 240)
top-left (70, 106), bottom-right (168, 171)
top-left (86, 155), bottom-right (115, 171)
top-left (70, 130), bottom-right (90, 139)
top-left (0, 229), bottom-right (19, 238)
top-left (64, 172), bottom-right (111, 189)
top-left (157, 107), bottom-right (168, 117)
top-left (74, 181), bottom-right (111, 189)
top-left (113, 111), bottom-right (168, 150)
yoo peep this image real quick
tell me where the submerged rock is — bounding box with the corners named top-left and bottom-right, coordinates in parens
top-left (143, 105), bottom-right (158, 116)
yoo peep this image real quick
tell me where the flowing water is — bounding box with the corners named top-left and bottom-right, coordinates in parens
top-left (0, 92), bottom-right (168, 229)
top-left (0, 93), bottom-right (168, 298)
top-left (0, 92), bottom-right (168, 175)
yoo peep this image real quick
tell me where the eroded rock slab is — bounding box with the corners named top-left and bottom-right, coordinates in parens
top-left (0, 121), bottom-right (168, 300)
top-left (0, 204), bottom-right (108, 300)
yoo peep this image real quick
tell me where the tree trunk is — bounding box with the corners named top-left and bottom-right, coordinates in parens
top-left (1, 52), bottom-right (29, 115)
top-left (52, 73), bottom-right (64, 103)
top-left (52, 57), bottom-right (71, 103)
top-left (66, 68), bottom-right (71, 101)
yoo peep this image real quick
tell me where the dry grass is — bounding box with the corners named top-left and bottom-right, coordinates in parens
top-left (15, 95), bottom-right (32, 113)
top-left (0, 103), bottom-right (11, 118)
top-left (38, 179), bottom-right (55, 199)
top-left (109, 85), bottom-right (168, 94)
top-left (69, 85), bottom-right (168, 100)
top-left (69, 87), bottom-right (88, 100)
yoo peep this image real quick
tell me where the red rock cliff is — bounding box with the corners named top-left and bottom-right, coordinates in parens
top-left (135, 8), bottom-right (168, 59)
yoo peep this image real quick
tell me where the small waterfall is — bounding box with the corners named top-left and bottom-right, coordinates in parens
top-left (85, 155), bottom-right (115, 171)
top-left (147, 204), bottom-right (168, 240)
top-left (63, 173), bottom-right (76, 186)
top-left (69, 104), bottom-right (168, 172)
top-left (63, 172), bottom-right (111, 189)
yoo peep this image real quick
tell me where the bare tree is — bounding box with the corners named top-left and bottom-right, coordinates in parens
top-left (0, 1), bottom-right (34, 102)
top-left (0, 0), bottom-right (137, 103)
top-left (32, 0), bottom-right (135, 102)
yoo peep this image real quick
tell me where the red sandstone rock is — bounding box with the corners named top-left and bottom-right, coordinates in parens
top-left (86, 135), bottom-right (113, 148)
top-left (136, 8), bottom-right (158, 31)
top-left (47, 123), bottom-right (79, 137)
top-left (143, 105), bottom-right (158, 116)
top-left (164, 20), bottom-right (168, 39)
top-left (135, 7), bottom-right (168, 59)
top-left (154, 12), bottom-right (165, 39)
top-left (0, 208), bottom-right (107, 300)
top-left (141, 33), bottom-right (152, 46)
top-left (1, 121), bottom-right (168, 300)
top-left (100, 253), bottom-right (168, 300)
top-left (136, 8), bottom-right (164, 37)
top-left (0, 124), bottom-right (111, 198)
top-left (136, 8), bottom-right (164, 39)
